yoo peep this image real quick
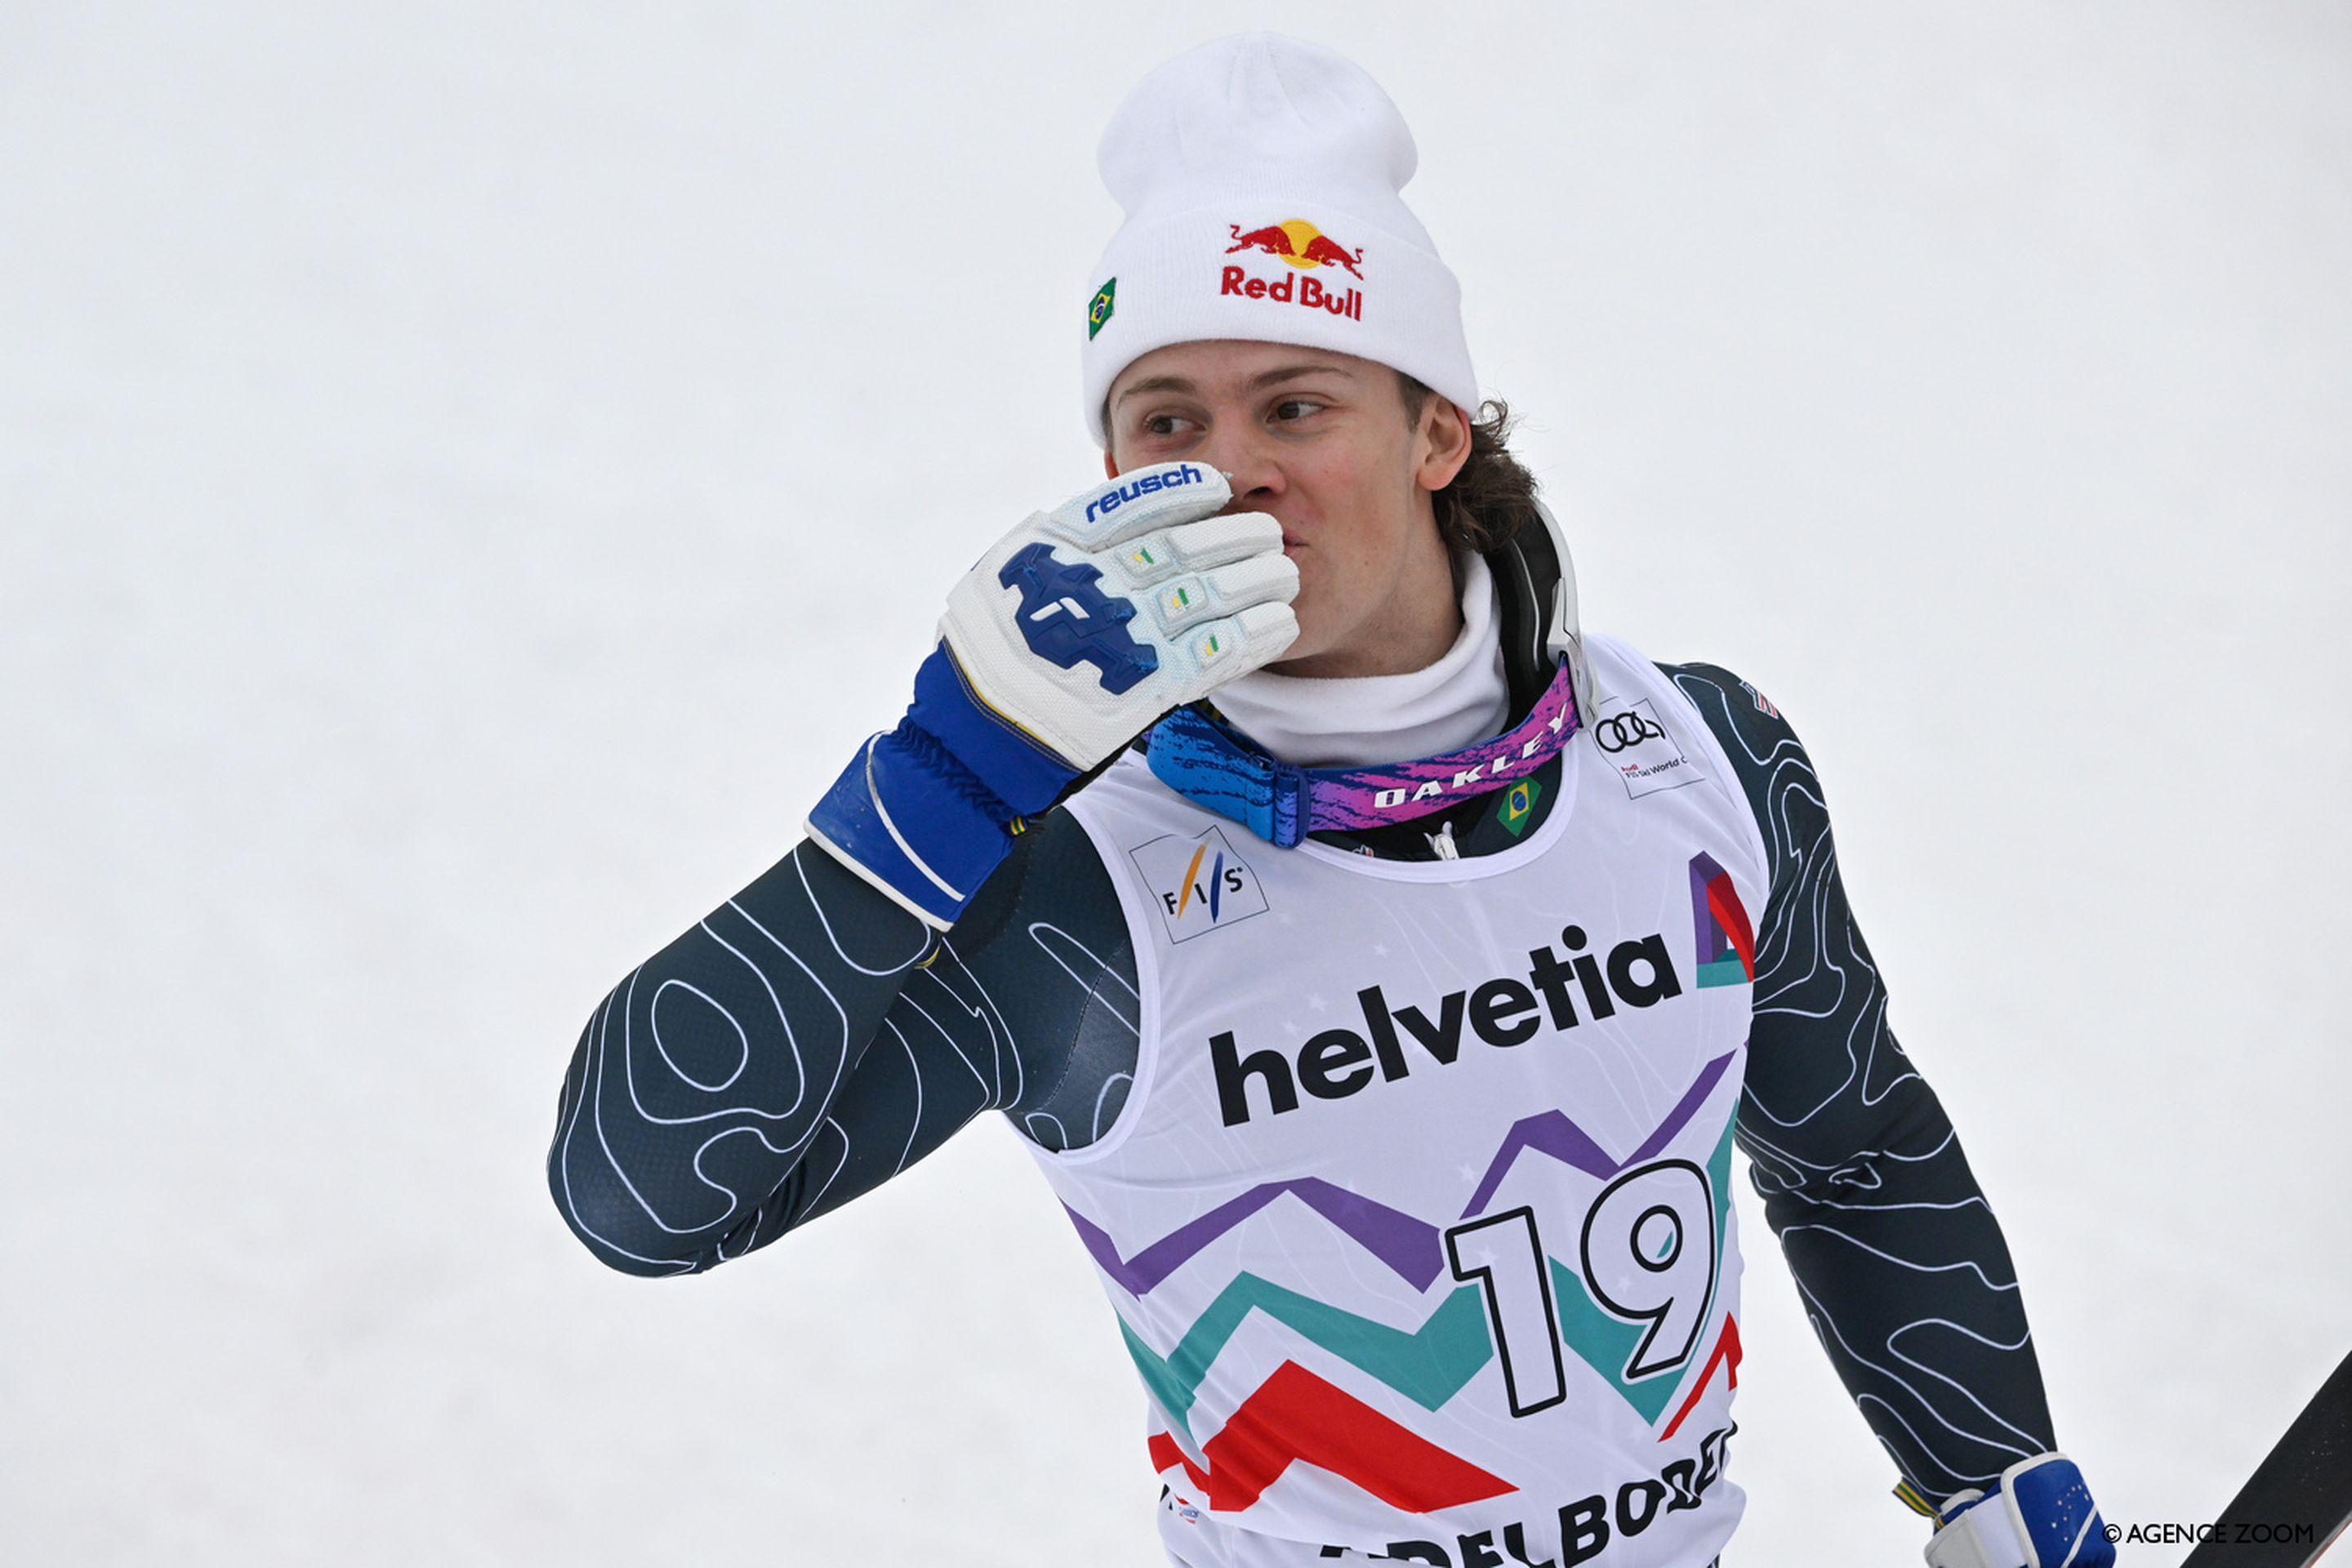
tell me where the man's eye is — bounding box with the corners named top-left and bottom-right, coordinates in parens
top-left (1142, 414), bottom-right (1187, 437)
top-left (1272, 399), bottom-right (1320, 421)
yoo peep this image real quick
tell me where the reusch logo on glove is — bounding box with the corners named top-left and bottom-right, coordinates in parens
top-left (1083, 463), bottom-right (1208, 523)
top-left (1219, 217), bottom-right (1365, 320)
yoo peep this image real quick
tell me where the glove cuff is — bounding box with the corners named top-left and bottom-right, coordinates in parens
top-left (1926, 1487), bottom-right (2027, 1568)
top-left (804, 727), bottom-right (1010, 929)
top-left (807, 645), bottom-right (1085, 929)
top-left (911, 639), bottom-right (1087, 812)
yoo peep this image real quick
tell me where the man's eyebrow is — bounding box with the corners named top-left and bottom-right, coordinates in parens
top-left (1114, 363), bottom-right (1353, 408)
top-left (1247, 361), bottom-right (1352, 390)
top-left (1114, 374), bottom-right (1196, 407)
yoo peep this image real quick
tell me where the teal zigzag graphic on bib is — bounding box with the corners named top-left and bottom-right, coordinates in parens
top-left (1118, 1277), bottom-right (1494, 1446)
top-left (1083, 1062), bottom-right (1744, 1441)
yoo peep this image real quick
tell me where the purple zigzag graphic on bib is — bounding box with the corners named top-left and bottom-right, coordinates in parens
top-left (1065, 1054), bottom-right (1743, 1294)
top-left (1459, 1049), bottom-right (1740, 1218)
top-left (1063, 1178), bottom-right (1446, 1296)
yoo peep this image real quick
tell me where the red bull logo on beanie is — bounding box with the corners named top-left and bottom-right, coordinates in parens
top-left (1226, 219), bottom-right (1365, 276)
top-left (1219, 217), bottom-right (1364, 321)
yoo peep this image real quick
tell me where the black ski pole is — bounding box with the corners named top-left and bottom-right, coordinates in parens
top-left (2179, 1348), bottom-right (2352, 1567)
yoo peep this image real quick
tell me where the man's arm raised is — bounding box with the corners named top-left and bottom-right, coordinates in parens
top-left (546, 808), bottom-right (1142, 1274)
top-left (549, 466), bottom-right (1293, 1272)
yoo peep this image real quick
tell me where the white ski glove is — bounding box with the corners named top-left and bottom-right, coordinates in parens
top-left (940, 460), bottom-right (1299, 769)
top-left (808, 461), bottom-right (1299, 926)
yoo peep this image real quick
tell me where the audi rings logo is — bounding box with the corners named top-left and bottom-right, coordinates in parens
top-left (1603, 697), bottom-right (1705, 800)
top-left (1594, 711), bottom-right (1668, 753)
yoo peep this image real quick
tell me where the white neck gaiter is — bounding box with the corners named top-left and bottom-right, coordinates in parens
top-left (1207, 551), bottom-right (1510, 768)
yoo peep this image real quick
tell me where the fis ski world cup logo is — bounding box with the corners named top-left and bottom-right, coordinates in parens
top-left (1129, 824), bottom-right (1268, 944)
top-left (1594, 696), bottom-right (1706, 800)
top-left (1219, 218), bottom-right (1365, 321)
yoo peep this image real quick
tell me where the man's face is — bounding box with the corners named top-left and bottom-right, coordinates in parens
top-left (1103, 341), bottom-right (1470, 675)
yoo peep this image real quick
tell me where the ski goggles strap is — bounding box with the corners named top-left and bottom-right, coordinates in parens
top-left (1144, 659), bottom-right (1580, 848)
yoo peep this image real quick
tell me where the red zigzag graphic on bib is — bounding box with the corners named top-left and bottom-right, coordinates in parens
top-left (1148, 1360), bottom-right (1516, 1513)
top-left (1658, 1316), bottom-right (1744, 1442)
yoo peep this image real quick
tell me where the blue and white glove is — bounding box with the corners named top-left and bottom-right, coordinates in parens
top-left (1925, 1454), bottom-right (2114, 1568)
top-left (807, 461), bottom-right (1299, 927)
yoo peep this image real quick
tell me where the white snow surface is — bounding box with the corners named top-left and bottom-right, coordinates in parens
top-left (3, 3), bottom-right (2346, 1563)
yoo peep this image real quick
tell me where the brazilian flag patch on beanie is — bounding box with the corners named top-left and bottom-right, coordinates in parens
top-left (1087, 278), bottom-right (1116, 339)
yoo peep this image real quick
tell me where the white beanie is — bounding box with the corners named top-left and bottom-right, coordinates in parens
top-left (1080, 33), bottom-right (1478, 444)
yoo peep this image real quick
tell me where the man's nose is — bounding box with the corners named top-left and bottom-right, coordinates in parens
top-left (1201, 430), bottom-right (1283, 514)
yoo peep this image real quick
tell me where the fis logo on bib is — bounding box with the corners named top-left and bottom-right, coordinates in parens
top-left (1130, 825), bottom-right (1269, 943)
top-left (1594, 697), bottom-right (1705, 800)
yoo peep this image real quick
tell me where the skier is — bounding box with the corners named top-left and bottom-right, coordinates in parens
top-left (550, 33), bottom-right (2114, 1568)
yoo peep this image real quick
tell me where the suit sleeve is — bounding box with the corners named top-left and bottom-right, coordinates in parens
top-left (1661, 660), bottom-right (2059, 1503)
top-left (546, 813), bottom-right (1139, 1276)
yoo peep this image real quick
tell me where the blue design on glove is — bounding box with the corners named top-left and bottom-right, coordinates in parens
top-left (996, 543), bottom-right (1161, 695)
top-left (1929, 1454), bottom-right (2114, 1568)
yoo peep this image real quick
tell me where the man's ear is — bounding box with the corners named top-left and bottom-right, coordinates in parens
top-left (1102, 448), bottom-right (1121, 479)
top-left (1417, 397), bottom-right (1472, 492)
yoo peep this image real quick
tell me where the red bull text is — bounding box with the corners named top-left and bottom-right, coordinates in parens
top-left (1218, 218), bottom-right (1365, 321)
top-left (1218, 265), bottom-right (1363, 319)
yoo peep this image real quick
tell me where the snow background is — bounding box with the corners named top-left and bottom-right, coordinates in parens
top-left (3, 2), bottom-right (2345, 1561)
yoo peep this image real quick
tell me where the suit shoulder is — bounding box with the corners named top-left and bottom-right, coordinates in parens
top-left (1649, 658), bottom-right (1831, 833)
